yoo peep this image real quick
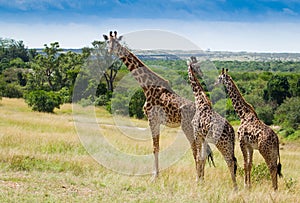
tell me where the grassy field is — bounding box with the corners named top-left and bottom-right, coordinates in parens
top-left (0, 98), bottom-right (299, 202)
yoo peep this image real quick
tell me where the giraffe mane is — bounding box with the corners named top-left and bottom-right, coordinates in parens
top-left (227, 74), bottom-right (258, 117)
top-left (189, 65), bottom-right (212, 106)
top-left (129, 48), bottom-right (170, 84)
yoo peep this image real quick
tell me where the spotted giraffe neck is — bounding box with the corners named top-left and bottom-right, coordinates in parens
top-left (188, 66), bottom-right (211, 108)
top-left (225, 75), bottom-right (258, 120)
top-left (114, 42), bottom-right (172, 91)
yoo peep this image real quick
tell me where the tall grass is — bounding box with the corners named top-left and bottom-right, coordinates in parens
top-left (0, 98), bottom-right (299, 202)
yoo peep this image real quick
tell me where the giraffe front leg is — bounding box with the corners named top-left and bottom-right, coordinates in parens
top-left (152, 134), bottom-right (160, 179)
top-left (194, 129), bottom-right (204, 182)
top-left (148, 116), bottom-right (161, 181)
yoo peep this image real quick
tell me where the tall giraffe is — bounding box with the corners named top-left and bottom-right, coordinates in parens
top-left (103, 31), bottom-right (214, 179)
top-left (185, 57), bottom-right (237, 189)
top-left (217, 68), bottom-right (282, 190)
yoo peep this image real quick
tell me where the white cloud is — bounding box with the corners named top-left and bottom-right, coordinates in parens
top-left (1, 19), bottom-right (300, 53)
top-left (282, 8), bottom-right (298, 16)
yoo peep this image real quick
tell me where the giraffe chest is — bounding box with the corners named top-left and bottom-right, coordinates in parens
top-left (143, 91), bottom-right (185, 127)
top-left (238, 121), bottom-right (265, 149)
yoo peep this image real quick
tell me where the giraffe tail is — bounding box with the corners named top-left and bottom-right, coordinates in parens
top-left (277, 149), bottom-right (283, 178)
top-left (233, 157), bottom-right (237, 176)
top-left (206, 144), bottom-right (215, 167)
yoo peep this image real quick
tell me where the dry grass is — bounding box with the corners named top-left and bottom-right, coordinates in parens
top-left (0, 98), bottom-right (299, 202)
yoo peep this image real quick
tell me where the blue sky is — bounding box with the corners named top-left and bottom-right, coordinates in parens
top-left (1, 0), bottom-right (300, 52)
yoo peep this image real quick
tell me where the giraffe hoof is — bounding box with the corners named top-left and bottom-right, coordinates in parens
top-left (150, 173), bottom-right (159, 182)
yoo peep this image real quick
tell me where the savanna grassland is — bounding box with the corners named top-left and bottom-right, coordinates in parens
top-left (0, 98), bottom-right (299, 202)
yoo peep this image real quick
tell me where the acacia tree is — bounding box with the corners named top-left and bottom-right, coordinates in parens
top-left (29, 42), bottom-right (62, 91)
top-left (28, 42), bottom-right (87, 93)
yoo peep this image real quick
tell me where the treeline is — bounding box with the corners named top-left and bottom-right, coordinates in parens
top-left (0, 38), bottom-right (299, 139)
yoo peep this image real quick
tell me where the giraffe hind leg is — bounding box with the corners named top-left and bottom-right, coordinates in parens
top-left (216, 143), bottom-right (238, 190)
top-left (260, 148), bottom-right (279, 190)
top-left (240, 142), bottom-right (253, 189)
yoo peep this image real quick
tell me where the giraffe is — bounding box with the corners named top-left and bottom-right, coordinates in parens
top-left (184, 57), bottom-right (237, 189)
top-left (102, 31), bottom-right (214, 179)
top-left (216, 68), bottom-right (282, 190)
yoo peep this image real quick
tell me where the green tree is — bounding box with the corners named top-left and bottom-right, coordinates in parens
top-left (0, 38), bottom-right (35, 73)
top-left (27, 42), bottom-right (87, 101)
top-left (263, 75), bottom-right (291, 105)
top-left (245, 94), bottom-right (275, 125)
top-left (274, 97), bottom-right (300, 130)
top-left (31, 42), bottom-right (62, 90)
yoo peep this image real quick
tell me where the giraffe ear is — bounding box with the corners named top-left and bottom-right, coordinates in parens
top-left (117, 36), bottom-right (123, 41)
top-left (103, 35), bottom-right (109, 41)
top-left (186, 60), bottom-right (190, 66)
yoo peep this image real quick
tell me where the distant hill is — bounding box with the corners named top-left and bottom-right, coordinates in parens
top-left (132, 49), bottom-right (300, 62)
top-left (35, 48), bottom-right (300, 62)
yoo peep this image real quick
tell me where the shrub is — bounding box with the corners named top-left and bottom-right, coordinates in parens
top-left (95, 91), bottom-right (112, 106)
top-left (2, 83), bottom-right (23, 98)
top-left (274, 97), bottom-right (300, 130)
top-left (237, 163), bottom-right (270, 183)
top-left (25, 90), bottom-right (62, 113)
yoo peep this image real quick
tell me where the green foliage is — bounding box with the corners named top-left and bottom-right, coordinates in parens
top-left (0, 38), bottom-right (35, 73)
top-left (245, 94), bottom-right (275, 125)
top-left (264, 74), bottom-right (291, 105)
top-left (213, 98), bottom-right (238, 121)
top-left (25, 90), bottom-right (63, 113)
top-left (27, 42), bottom-right (86, 93)
top-left (2, 83), bottom-right (23, 98)
top-left (129, 89), bottom-right (146, 119)
top-left (284, 177), bottom-right (297, 192)
top-left (210, 86), bottom-right (226, 103)
top-left (95, 91), bottom-right (112, 106)
top-left (274, 97), bottom-right (300, 130)
top-left (213, 60), bottom-right (300, 72)
top-left (237, 163), bottom-right (270, 183)
top-left (251, 163), bottom-right (271, 182)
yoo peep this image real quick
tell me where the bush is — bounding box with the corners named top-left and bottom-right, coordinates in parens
top-left (274, 97), bottom-right (300, 130)
top-left (2, 83), bottom-right (23, 98)
top-left (95, 91), bottom-right (112, 106)
top-left (237, 163), bottom-right (270, 183)
top-left (25, 90), bottom-right (62, 113)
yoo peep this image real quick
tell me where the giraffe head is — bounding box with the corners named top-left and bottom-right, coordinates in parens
top-left (103, 31), bottom-right (123, 55)
top-left (187, 56), bottom-right (203, 77)
top-left (216, 68), bottom-right (230, 86)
